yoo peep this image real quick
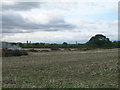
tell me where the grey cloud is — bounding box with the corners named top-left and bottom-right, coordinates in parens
top-left (2, 29), bottom-right (32, 33)
top-left (2, 12), bottom-right (76, 33)
top-left (2, 2), bottom-right (42, 11)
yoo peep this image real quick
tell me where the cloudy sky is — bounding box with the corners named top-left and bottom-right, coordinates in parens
top-left (1, 0), bottom-right (118, 44)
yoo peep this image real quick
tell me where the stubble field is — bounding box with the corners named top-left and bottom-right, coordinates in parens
top-left (2, 48), bottom-right (118, 88)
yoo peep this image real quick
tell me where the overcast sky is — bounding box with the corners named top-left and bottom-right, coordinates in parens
top-left (1, 0), bottom-right (118, 44)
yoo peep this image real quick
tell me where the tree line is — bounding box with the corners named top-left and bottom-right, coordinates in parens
top-left (10, 34), bottom-right (120, 49)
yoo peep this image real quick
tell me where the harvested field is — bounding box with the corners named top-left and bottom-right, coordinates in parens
top-left (2, 48), bottom-right (118, 88)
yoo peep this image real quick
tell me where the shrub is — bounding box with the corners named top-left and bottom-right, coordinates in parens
top-left (51, 47), bottom-right (60, 51)
top-left (81, 48), bottom-right (89, 51)
top-left (2, 49), bottom-right (28, 57)
top-left (64, 48), bottom-right (71, 51)
top-left (40, 50), bottom-right (50, 52)
top-left (29, 49), bottom-right (38, 52)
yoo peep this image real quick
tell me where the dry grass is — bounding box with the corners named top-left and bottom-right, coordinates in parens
top-left (2, 48), bottom-right (118, 88)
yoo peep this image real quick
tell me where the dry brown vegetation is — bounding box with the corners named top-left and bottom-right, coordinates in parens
top-left (2, 49), bottom-right (28, 57)
top-left (2, 48), bottom-right (118, 88)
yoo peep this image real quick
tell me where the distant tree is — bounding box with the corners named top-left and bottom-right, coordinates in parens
top-left (40, 43), bottom-right (45, 45)
top-left (11, 43), bottom-right (17, 45)
top-left (63, 42), bottom-right (68, 45)
top-left (17, 42), bottom-right (23, 47)
top-left (112, 41), bottom-right (120, 48)
top-left (87, 34), bottom-right (112, 48)
top-left (33, 43), bottom-right (39, 45)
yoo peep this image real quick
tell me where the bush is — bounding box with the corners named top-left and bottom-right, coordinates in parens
top-left (2, 49), bottom-right (28, 57)
top-left (40, 50), bottom-right (50, 52)
top-left (51, 47), bottom-right (60, 51)
top-left (29, 49), bottom-right (38, 52)
top-left (81, 48), bottom-right (89, 51)
top-left (64, 48), bottom-right (71, 51)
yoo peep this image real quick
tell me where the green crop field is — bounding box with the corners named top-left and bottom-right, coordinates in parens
top-left (2, 48), bottom-right (118, 88)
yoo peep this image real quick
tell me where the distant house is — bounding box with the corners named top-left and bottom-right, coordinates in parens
top-left (2, 42), bottom-right (21, 50)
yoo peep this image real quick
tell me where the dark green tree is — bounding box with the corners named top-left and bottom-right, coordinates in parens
top-left (62, 42), bottom-right (68, 45)
top-left (112, 41), bottom-right (120, 48)
top-left (87, 34), bottom-right (112, 48)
